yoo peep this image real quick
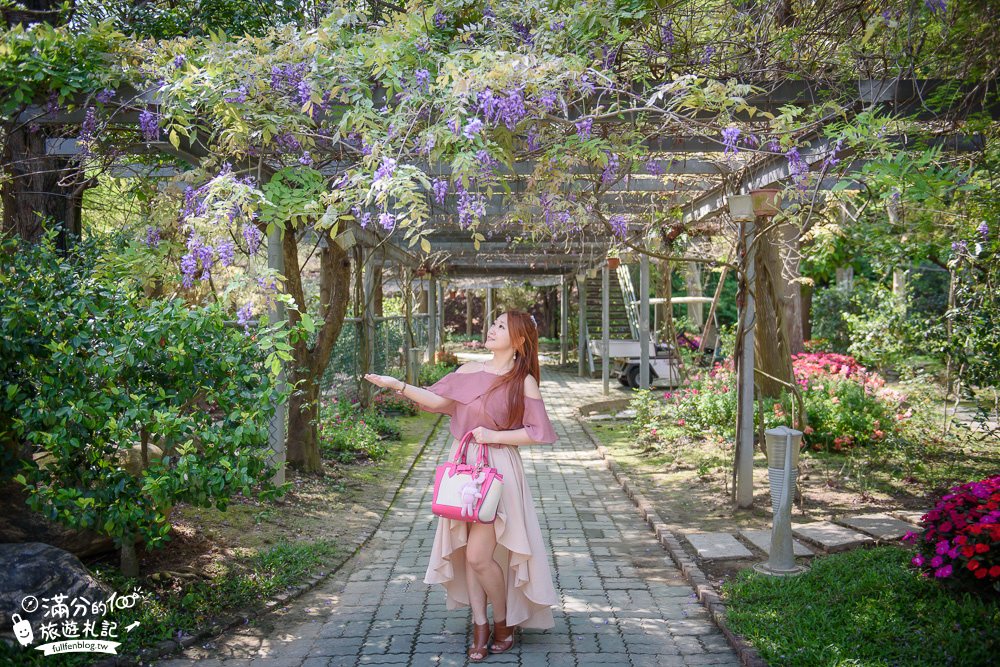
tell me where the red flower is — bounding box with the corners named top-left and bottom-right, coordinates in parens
top-left (974, 568), bottom-right (988, 579)
top-left (961, 545), bottom-right (976, 558)
top-left (974, 542), bottom-right (990, 554)
top-left (966, 560), bottom-right (980, 571)
top-left (989, 565), bottom-right (1000, 578)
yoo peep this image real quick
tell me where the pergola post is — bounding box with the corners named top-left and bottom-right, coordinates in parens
top-left (602, 264), bottom-right (610, 395)
top-left (427, 274), bottom-right (437, 364)
top-left (466, 288), bottom-right (473, 335)
top-left (361, 245), bottom-right (378, 407)
top-left (484, 287), bottom-right (493, 341)
top-left (560, 275), bottom-right (569, 365)
top-left (736, 217), bottom-right (757, 509)
top-left (577, 273), bottom-right (587, 377)
top-left (437, 280), bottom-right (446, 352)
top-left (640, 252), bottom-right (650, 389)
top-left (266, 222), bottom-right (286, 486)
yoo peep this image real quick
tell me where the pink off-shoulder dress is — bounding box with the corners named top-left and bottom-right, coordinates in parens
top-left (417, 369), bottom-right (560, 629)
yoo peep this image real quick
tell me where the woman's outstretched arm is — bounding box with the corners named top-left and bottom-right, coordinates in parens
top-left (363, 373), bottom-right (453, 412)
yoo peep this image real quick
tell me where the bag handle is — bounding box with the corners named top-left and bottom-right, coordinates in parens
top-left (456, 430), bottom-right (492, 469)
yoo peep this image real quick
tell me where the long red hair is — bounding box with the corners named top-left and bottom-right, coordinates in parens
top-left (483, 309), bottom-right (542, 430)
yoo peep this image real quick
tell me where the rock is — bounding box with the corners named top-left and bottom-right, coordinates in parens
top-left (0, 480), bottom-right (115, 559)
top-left (0, 543), bottom-right (113, 643)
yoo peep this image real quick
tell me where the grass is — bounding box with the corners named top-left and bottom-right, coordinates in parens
top-left (722, 546), bottom-right (1000, 667)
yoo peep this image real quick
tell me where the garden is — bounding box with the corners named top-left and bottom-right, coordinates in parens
top-left (1, 0), bottom-right (999, 665)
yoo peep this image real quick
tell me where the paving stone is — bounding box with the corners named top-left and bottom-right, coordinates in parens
top-left (891, 509), bottom-right (929, 525)
top-left (738, 528), bottom-right (815, 556)
top-left (837, 513), bottom-right (920, 540)
top-left (792, 521), bottom-right (874, 552)
top-left (683, 532), bottom-right (754, 560)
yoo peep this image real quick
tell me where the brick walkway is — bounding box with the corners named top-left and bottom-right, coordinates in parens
top-left (155, 368), bottom-right (739, 667)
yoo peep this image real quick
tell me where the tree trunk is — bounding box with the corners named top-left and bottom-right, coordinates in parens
top-left (778, 221), bottom-right (805, 354)
top-left (1, 124), bottom-right (85, 250)
top-left (283, 221), bottom-right (351, 473)
top-left (754, 222), bottom-right (795, 398)
top-left (659, 260), bottom-right (673, 343)
top-left (801, 281), bottom-right (813, 342)
top-left (120, 538), bottom-right (139, 579)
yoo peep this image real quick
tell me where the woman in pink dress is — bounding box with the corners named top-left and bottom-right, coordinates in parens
top-left (364, 309), bottom-right (559, 662)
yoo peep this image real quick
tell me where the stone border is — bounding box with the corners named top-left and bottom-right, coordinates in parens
top-left (92, 416), bottom-right (443, 667)
top-left (577, 418), bottom-right (767, 667)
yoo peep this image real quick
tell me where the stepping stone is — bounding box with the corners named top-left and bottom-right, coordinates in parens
top-left (792, 521), bottom-right (873, 553)
top-left (684, 532), bottom-right (753, 560)
top-left (890, 510), bottom-right (928, 526)
top-left (739, 529), bottom-right (814, 556)
top-left (836, 514), bottom-right (920, 541)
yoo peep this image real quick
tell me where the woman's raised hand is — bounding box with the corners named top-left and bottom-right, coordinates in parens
top-left (363, 373), bottom-right (399, 390)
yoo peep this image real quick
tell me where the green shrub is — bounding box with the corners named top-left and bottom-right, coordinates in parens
top-left (625, 388), bottom-right (662, 447)
top-left (418, 360), bottom-right (457, 386)
top-left (318, 397), bottom-right (396, 463)
top-left (1, 231), bottom-right (290, 553)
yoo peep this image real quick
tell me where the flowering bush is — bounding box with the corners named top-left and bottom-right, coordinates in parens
top-left (904, 475), bottom-right (1000, 596)
top-left (318, 398), bottom-right (396, 463)
top-left (663, 354), bottom-right (909, 452)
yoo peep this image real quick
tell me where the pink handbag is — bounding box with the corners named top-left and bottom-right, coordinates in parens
top-left (432, 431), bottom-right (504, 524)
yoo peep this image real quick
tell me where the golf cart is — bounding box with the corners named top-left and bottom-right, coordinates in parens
top-left (607, 296), bottom-right (721, 389)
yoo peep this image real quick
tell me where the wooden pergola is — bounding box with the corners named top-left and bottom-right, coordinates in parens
top-left (21, 78), bottom-right (994, 499)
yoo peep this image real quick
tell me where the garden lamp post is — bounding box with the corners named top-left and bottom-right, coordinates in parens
top-left (755, 426), bottom-right (809, 576)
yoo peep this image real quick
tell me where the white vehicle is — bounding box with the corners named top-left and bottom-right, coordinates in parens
top-left (588, 296), bottom-right (720, 389)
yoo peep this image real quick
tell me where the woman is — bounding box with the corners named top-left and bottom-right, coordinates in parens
top-left (364, 309), bottom-right (560, 662)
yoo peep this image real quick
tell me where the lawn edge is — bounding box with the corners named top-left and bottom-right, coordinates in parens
top-left (91, 415), bottom-right (444, 667)
top-left (577, 417), bottom-right (767, 667)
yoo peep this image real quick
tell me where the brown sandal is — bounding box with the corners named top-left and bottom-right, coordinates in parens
top-left (468, 621), bottom-right (491, 662)
top-left (489, 617), bottom-right (516, 653)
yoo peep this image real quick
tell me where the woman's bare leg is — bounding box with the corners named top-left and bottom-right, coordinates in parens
top-left (465, 521), bottom-right (507, 624)
top-left (464, 547), bottom-right (488, 625)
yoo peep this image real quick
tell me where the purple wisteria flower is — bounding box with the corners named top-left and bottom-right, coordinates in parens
top-left (578, 74), bottom-right (595, 95)
top-left (538, 89), bottom-right (558, 112)
top-left (601, 152), bottom-right (619, 186)
top-left (721, 126), bottom-right (741, 156)
top-left (660, 21), bottom-right (675, 49)
top-left (217, 240), bottom-right (236, 267)
top-left (609, 214), bottom-right (628, 238)
top-left (925, 0), bottom-right (947, 15)
top-left (951, 240), bottom-right (968, 255)
top-left (297, 79), bottom-right (312, 106)
top-left (447, 118), bottom-right (460, 136)
top-left (786, 147), bottom-right (809, 187)
top-left (822, 138), bottom-right (844, 170)
top-left (414, 68), bottom-right (431, 92)
top-left (433, 9), bottom-right (448, 28)
top-left (144, 226), bottom-right (160, 248)
top-left (224, 85), bottom-right (248, 104)
top-left (550, 20), bottom-right (565, 32)
top-left (575, 117), bottom-right (593, 140)
top-left (702, 45), bottom-right (715, 65)
top-left (463, 117), bottom-right (484, 139)
top-left (421, 133), bottom-right (436, 155)
top-left (511, 21), bottom-right (532, 44)
top-left (78, 106), bottom-right (97, 150)
top-left (526, 129), bottom-right (541, 152)
top-left (276, 132), bottom-right (301, 154)
top-left (243, 222), bottom-right (264, 254)
top-left (237, 303), bottom-right (254, 329)
top-left (299, 151), bottom-right (313, 166)
top-left (416, 37), bottom-right (431, 53)
top-left (977, 221), bottom-right (989, 240)
top-left (173, 54), bottom-right (186, 69)
top-left (139, 109), bottom-right (159, 142)
top-left (96, 88), bottom-right (115, 104)
top-left (374, 156), bottom-right (397, 183)
top-left (432, 178), bottom-right (448, 204)
top-left (379, 212), bottom-right (396, 230)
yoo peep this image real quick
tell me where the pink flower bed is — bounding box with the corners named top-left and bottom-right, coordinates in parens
top-left (904, 475), bottom-right (1000, 594)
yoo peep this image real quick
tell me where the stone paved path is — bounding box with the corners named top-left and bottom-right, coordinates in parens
top-left (155, 368), bottom-right (739, 666)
